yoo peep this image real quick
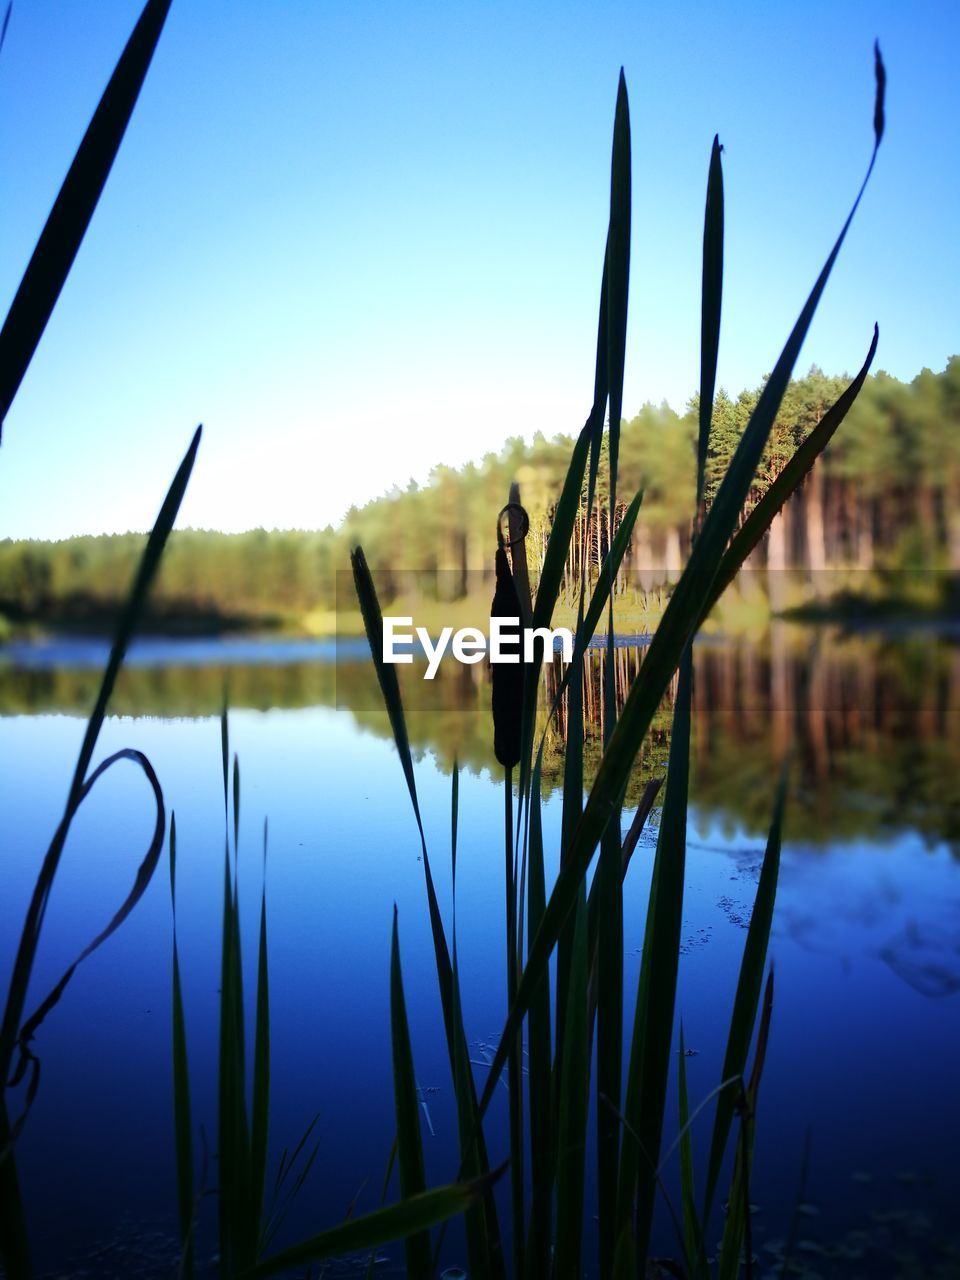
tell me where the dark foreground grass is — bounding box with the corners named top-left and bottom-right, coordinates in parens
top-left (0, 5), bottom-right (885, 1275)
top-left (349, 45), bottom-right (884, 1280)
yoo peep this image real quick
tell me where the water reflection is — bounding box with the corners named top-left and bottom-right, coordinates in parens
top-left (3, 626), bottom-right (958, 849)
top-left (1, 626), bottom-right (959, 1275)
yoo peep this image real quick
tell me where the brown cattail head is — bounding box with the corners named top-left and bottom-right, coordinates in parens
top-left (491, 545), bottom-right (524, 770)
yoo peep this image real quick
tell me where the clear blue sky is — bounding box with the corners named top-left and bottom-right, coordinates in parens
top-left (1, 1), bottom-right (957, 538)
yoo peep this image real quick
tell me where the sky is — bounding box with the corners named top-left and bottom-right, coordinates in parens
top-left (0, 0), bottom-right (958, 539)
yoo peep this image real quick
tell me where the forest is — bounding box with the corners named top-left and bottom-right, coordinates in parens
top-left (1, 356), bottom-right (958, 636)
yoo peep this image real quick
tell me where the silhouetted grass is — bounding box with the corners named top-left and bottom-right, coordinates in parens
top-left (0, 7), bottom-right (888, 1274)
top-left (350, 45), bottom-right (885, 1278)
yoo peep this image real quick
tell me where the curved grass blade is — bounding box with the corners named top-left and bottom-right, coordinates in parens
top-left (0, 0), bottom-right (173, 434)
top-left (390, 908), bottom-right (432, 1280)
top-left (170, 814), bottom-right (195, 1280)
top-left (351, 547), bottom-right (423, 828)
top-left (702, 768), bottom-right (788, 1224)
top-left (0, 424), bottom-right (200, 1092)
top-left (697, 136), bottom-right (724, 513)
top-left (477, 50), bottom-right (884, 1119)
top-left (702, 324), bottom-right (879, 618)
top-left (6, 748), bottom-right (165, 1113)
top-left (245, 1167), bottom-right (507, 1279)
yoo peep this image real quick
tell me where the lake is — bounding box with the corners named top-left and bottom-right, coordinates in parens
top-left (1, 625), bottom-right (959, 1277)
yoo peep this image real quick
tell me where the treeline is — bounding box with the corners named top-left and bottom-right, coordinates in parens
top-left (1, 358), bottom-right (958, 632)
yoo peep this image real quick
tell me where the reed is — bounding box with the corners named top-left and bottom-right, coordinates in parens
top-left (0, 4), bottom-right (887, 1272)
top-left (162, 710), bottom-right (502, 1280)
top-left (350, 45), bottom-right (885, 1278)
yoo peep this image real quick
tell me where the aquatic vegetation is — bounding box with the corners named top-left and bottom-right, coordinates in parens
top-left (351, 43), bottom-right (885, 1280)
top-left (0, 0), bottom-right (891, 1272)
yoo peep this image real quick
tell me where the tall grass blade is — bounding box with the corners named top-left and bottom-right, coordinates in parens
top-left (444, 764), bottom-right (498, 1280)
top-left (451, 760), bottom-right (459, 909)
top-left (515, 421), bottom-right (592, 821)
top-left (0, 1100), bottom-right (31, 1278)
top-left (218, 852), bottom-right (238, 1269)
top-left (618, 645), bottom-right (692, 1259)
top-left (233, 755), bottom-right (241, 862)
top-left (0, 0), bottom-right (173, 434)
top-left (477, 49), bottom-right (883, 1116)
top-left (351, 547), bottom-right (505, 1278)
top-left (218, 787), bottom-right (252, 1274)
top-left (250, 820), bottom-right (271, 1247)
top-left (717, 970), bottom-right (775, 1280)
top-left (451, 947), bottom-right (500, 1280)
top-left (586, 776), bottom-right (663, 1036)
top-left (612, 1224), bottom-right (638, 1279)
top-left (595, 709), bottom-right (623, 1277)
top-left (515, 97), bottom-right (616, 826)
top-left (703, 768), bottom-right (788, 1223)
top-left (504, 775), bottom-right (525, 1279)
top-left (390, 908), bottom-right (432, 1280)
top-left (170, 814), bottom-right (195, 1279)
top-left (697, 136), bottom-right (724, 512)
top-left (525, 758), bottom-right (552, 1279)
top-left (597, 91), bottom-right (630, 1237)
top-left (221, 698), bottom-right (230, 819)
top-left (605, 68), bottom-right (631, 504)
top-left (554, 895), bottom-right (590, 1280)
top-left (678, 1023), bottom-right (705, 1280)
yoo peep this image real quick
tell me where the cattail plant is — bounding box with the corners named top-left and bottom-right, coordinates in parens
top-left (351, 44), bottom-right (885, 1278)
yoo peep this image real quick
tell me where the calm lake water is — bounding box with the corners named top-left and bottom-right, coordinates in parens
top-left (1, 626), bottom-right (959, 1278)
